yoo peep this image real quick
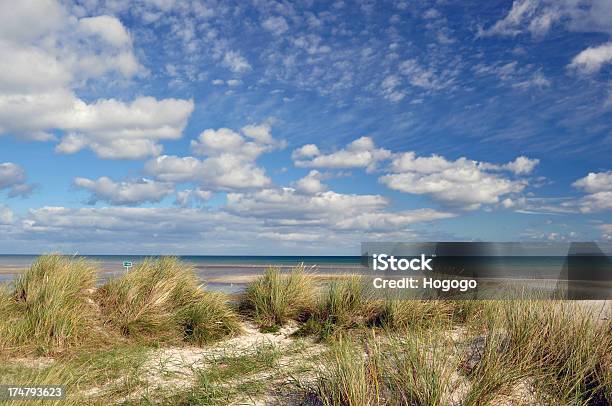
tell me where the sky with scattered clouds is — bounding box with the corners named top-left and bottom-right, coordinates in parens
top-left (0, 0), bottom-right (611, 254)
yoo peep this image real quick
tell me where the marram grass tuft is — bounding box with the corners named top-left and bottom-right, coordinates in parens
top-left (0, 254), bottom-right (100, 355)
top-left (97, 257), bottom-right (242, 345)
top-left (240, 264), bottom-right (316, 328)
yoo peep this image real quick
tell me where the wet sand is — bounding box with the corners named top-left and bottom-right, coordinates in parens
top-left (0, 267), bottom-right (26, 274)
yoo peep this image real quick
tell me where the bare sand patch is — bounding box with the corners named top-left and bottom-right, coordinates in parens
top-left (94, 320), bottom-right (324, 403)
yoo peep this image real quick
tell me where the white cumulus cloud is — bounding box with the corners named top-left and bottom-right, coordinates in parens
top-left (291, 144), bottom-right (320, 160)
top-left (146, 123), bottom-right (283, 191)
top-left (0, 0), bottom-right (195, 159)
top-left (78, 15), bottom-right (132, 47)
top-left (225, 187), bottom-right (454, 232)
top-left (572, 171), bottom-right (612, 193)
top-left (73, 177), bottom-right (174, 205)
top-left (293, 170), bottom-right (327, 194)
top-left (226, 188), bottom-right (388, 221)
top-left (52, 97), bottom-right (194, 159)
top-left (501, 156), bottom-right (540, 175)
top-left (573, 171), bottom-right (612, 213)
top-left (292, 136), bottom-right (391, 172)
top-left (333, 209), bottom-right (454, 231)
top-left (380, 153), bottom-right (533, 209)
top-left (569, 42), bottom-right (612, 74)
top-left (175, 188), bottom-right (213, 207)
top-left (0, 162), bottom-right (37, 198)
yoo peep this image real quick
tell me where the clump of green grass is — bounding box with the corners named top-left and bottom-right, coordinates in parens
top-left (179, 290), bottom-right (243, 345)
top-left (460, 300), bottom-right (611, 404)
top-left (450, 300), bottom-right (488, 325)
top-left (240, 264), bottom-right (316, 328)
top-left (0, 283), bottom-right (18, 354)
top-left (311, 331), bottom-right (455, 406)
top-left (374, 299), bottom-right (454, 331)
top-left (0, 284), bottom-right (11, 311)
top-left (382, 331), bottom-right (455, 406)
top-left (323, 277), bottom-right (368, 325)
top-left (0, 343), bottom-right (150, 404)
top-left (296, 276), bottom-right (375, 340)
top-left (0, 254), bottom-right (100, 355)
top-left (310, 298), bottom-right (610, 405)
top-left (500, 300), bottom-right (611, 404)
top-left (460, 320), bottom-right (529, 405)
top-left (313, 339), bottom-right (377, 406)
top-left (97, 257), bottom-right (241, 345)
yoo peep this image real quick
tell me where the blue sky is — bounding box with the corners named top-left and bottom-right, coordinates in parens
top-left (0, 0), bottom-right (611, 254)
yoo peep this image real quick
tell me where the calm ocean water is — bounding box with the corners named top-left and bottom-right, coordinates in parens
top-left (0, 254), bottom-right (362, 270)
top-left (0, 255), bottom-right (365, 293)
top-left (1, 254), bottom-right (606, 295)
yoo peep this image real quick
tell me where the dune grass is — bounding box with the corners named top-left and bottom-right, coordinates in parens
top-left (0, 255), bottom-right (246, 403)
top-left (97, 257), bottom-right (241, 345)
top-left (295, 276), bottom-right (378, 340)
top-left (296, 277), bottom-right (467, 339)
top-left (450, 299), bottom-right (488, 325)
top-left (0, 283), bottom-right (14, 334)
top-left (457, 299), bottom-right (611, 405)
top-left (311, 330), bottom-right (455, 406)
top-left (309, 300), bottom-right (611, 405)
top-left (0, 255), bottom-right (101, 355)
top-left (374, 298), bottom-right (455, 331)
top-left (382, 332), bottom-right (456, 406)
top-left (322, 276), bottom-right (369, 326)
top-left (0, 283), bottom-right (11, 311)
top-left (0, 255), bottom-right (243, 356)
top-left (0, 344), bottom-right (151, 405)
top-left (499, 300), bottom-right (611, 404)
top-left (460, 322), bottom-right (530, 405)
top-left (313, 339), bottom-right (375, 406)
top-left (302, 292), bottom-right (611, 404)
top-left (1, 258), bottom-right (610, 405)
top-left (240, 264), bottom-right (316, 329)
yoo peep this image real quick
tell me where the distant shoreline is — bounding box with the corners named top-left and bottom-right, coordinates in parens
top-left (0, 263), bottom-right (366, 274)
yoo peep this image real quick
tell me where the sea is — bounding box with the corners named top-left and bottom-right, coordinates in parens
top-left (0, 255), bottom-right (365, 293)
top-left (1, 254), bottom-right (609, 297)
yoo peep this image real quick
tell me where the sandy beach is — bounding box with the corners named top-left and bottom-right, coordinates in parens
top-left (1, 256), bottom-right (611, 405)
